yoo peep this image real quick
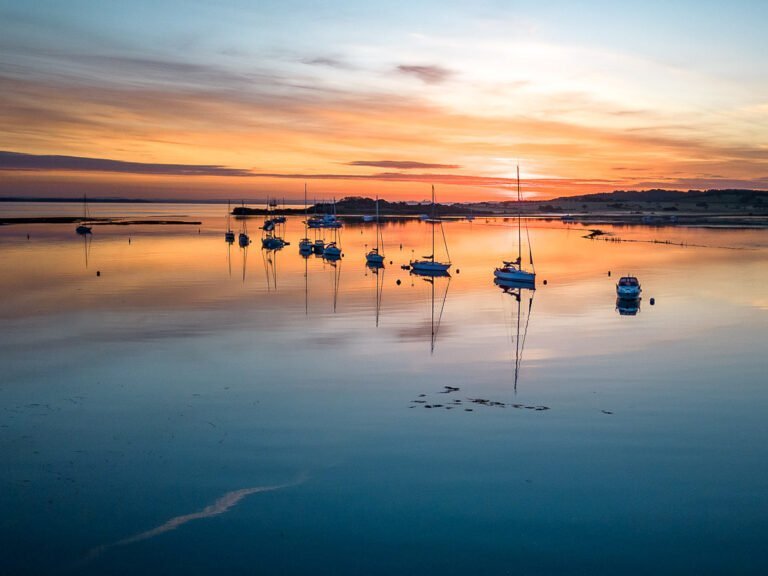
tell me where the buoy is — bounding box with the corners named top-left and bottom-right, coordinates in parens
top-left (456, 269), bottom-right (460, 274)
top-left (389, 261), bottom-right (393, 265)
top-left (96, 271), bottom-right (101, 277)
top-left (608, 271), bottom-right (611, 276)
top-left (396, 279), bottom-right (402, 285)
top-left (650, 297), bottom-right (655, 305)
top-left (543, 279), bottom-right (548, 285)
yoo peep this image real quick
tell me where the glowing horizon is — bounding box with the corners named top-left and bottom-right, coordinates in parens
top-left (1, 1), bottom-right (766, 201)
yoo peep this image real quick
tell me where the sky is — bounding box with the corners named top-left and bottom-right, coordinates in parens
top-left (0, 0), bottom-right (766, 201)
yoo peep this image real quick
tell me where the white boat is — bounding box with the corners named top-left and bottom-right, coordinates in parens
top-left (225, 200), bottom-right (235, 243)
top-left (616, 276), bottom-right (642, 299)
top-left (323, 200), bottom-right (342, 260)
top-left (365, 196), bottom-right (385, 265)
top-left (261, 196), bottom-right (286, 249)
top-left (307, 199), bottom-right (343, 228)
top-left (75, 194), bottom-right (92, 234)
top-left (494, 165), bottom-right (535, 285)
top-left (410, 186), bottom-right (451, 274)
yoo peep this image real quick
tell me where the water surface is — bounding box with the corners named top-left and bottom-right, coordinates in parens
top-left (1, 203), bottom-right (767, 575)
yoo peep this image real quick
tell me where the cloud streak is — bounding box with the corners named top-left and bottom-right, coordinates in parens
top-left (346, 160), bottom-right (460, 169)
top-left (397, 64), bottom-right (453, 84)
top-left (0, 151), bottom-right (252, 176)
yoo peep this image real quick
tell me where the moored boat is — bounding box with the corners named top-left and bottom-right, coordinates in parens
top-left (616, 276), bottom-right (642, 299)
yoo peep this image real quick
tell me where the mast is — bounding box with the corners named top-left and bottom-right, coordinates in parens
top-left (375, 195), bottom-right (380, 252)
top-left (517, 165), bottom-right (522, 264)
top-left (431, 185), bottom-right (435, 261)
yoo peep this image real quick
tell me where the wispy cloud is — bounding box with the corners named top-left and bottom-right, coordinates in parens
top-left (397, 64), bottom-right (453, 84)
top-left (0, 151), bottom-right (252, 176)
top-left (346, 160), bottom-right (460, 169)
top-left (302, 56), bottom-right (352, 69)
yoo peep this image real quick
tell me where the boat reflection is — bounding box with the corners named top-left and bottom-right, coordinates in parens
top-left (326, 257), bottom-right (342, 313)
top-left (262, 245), bottom-right (283, 291)
top-left (81, 232), bottom-right (92, 269)
top-left (240, 243), bottom-right (249, 283)
top-left (495, 278), bottom-right (535, 392)
top-left (411, 269), bottom-right (451, 354)
top-left (615, 297), bottom-right (641, 316)
top-left (366, 262), bottom-right (385, 327)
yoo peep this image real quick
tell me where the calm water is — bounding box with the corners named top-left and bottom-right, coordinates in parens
top-left (1, 203), bottom-right (767, 575)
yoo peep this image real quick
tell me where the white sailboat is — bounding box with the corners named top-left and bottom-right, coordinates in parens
top-left (75, 194), bottom-right (92, 234)
top-left (365, 196), bottom-right (385, 265)
top-left (410, 186), bottom-right (451, 274)
top-left (494, 165), bottom-right (535, 285)
top-left (261, 196), bottom-right (287, 249)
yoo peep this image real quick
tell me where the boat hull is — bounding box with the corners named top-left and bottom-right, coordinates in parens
top-left (76, 225), bottom-right (92, 235)
top-left (366, 252), bottom-right (384, 265)
top-left (494, 277), bottom-right (536, 291)
top-left (494, 267), bottom-right (535, 283)
top-left (410, 260), bottom-right (451, 274)
top-left (238, 234), bottom-right (250, 247)
top-left (262, 237), bottom-right (286, 249)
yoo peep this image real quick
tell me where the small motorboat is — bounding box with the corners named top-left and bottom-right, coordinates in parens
top-left (616, 276), bottom-right (641, 299)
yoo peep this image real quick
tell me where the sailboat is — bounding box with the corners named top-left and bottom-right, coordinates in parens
top-left (299, 184), bottom-right (313, 254)
top-left (261, 196), bottom-right (287, 249)
top-left (323, 198), bottom-right (342, 259)
top-left (225, 200), bottom-right (235, 243)
top-left (494, 165), bottom-right (535, 284)
top-left (410, 186), bottom-right (451, 274)
top-left (365, 196), bottom-right (385, 265)
top-left (238, 201), bottom-right (250, 247)
top-left (75, 194), bottom-right (92, 234)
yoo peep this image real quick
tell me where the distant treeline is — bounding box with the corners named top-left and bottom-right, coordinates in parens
top-left (235, 196), bottom-right (479, 216)
top-left (553, 189), bottom-right (768, 203)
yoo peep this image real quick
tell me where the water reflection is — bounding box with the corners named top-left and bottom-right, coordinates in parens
top-left (262, 246), bottom-right (282, 291)
top-left (81, 232), bottom-right (92, 269)
top-left (615, 297), bottom-right (641, 316)
top-left (496, 278), bottom-right (536, 392)
top-left (240, 244), bottom-right (249, 283)
top-left (366, 262), bottom-right (385, 327)
top-left (411, 270), bottom-right (451, 354)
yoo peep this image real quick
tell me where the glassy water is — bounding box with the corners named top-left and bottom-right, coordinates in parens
top-left (1, 203), bottom-right (767, 575)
